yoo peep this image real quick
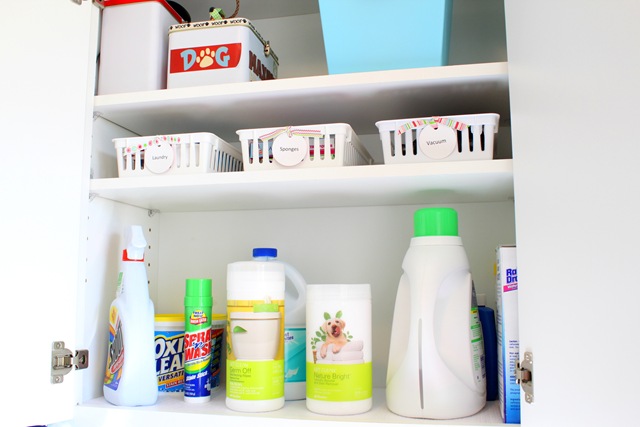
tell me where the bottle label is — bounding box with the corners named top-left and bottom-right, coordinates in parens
top-left (284, 327), bottom-right (306, 383)
top-left (470, 307), bottom-right (486, 386)
top-left (210, 320), bottom-right (225, 390)
top-left (104, 306), bottom-right (124, 391)
top-left (116, 272), bottom-right (124, 297)
top-left (184, 308), bottom-right (212, 399)
top-left (306, 295), bottom-right (372, 402)
top-left (226, 298), bottom-right (285, 401)
top-left (306, 362), bottom-right (372, 401)
top-left (154, 328), bottom-right (184, 392)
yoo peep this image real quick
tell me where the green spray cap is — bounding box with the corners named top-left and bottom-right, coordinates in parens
top-left (414, 207), bottom-right (459, 237)
top-left (184, 278), bottom-right (213, 307)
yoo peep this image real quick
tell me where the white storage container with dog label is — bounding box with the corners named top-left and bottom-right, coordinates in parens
top-left (167, 18), bottom-right (278, 89)
top-left (226, 260), bottom-right (285, 412)
top-left (306, 284), bottom-right (372, 415)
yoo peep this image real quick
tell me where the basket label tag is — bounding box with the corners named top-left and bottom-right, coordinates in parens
top-left (272, 133), bottom-right (308, 166)
top-left (419, 125), bottom-right (457, 159)
top-left (146, 141), bottom-right (175, 174)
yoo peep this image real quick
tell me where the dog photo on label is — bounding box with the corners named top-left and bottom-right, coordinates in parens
top-left (313, 311), bottom-right (364, 364)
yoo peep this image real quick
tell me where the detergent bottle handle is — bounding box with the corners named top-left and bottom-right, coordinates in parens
top-left (283, 261), bottom-right (306, 304)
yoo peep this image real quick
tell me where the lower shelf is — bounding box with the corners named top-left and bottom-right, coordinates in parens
top-left (75, 388), bottom-right (507, 427)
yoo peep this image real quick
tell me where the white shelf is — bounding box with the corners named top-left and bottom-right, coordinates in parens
top-left (75, 389), bottom-right (504, 427)
top-left (89, 160), bottom-right (513, 212)
top-left (93, 62), bottom-right (509, 142)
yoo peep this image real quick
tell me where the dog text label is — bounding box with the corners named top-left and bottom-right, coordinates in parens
top-left (170, 43), bottom-right (242, 73)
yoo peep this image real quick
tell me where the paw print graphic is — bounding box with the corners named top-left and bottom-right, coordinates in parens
top-left (197, 48), bottom-right (215, 68)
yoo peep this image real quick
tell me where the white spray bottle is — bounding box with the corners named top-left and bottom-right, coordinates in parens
top-left (103, 225), bottom-right (158, 406)
top-left (386, 208), bottom-right (486, 419)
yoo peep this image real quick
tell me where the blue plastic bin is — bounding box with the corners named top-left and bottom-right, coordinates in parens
top-left (319, 0), bottom-right (452, 74)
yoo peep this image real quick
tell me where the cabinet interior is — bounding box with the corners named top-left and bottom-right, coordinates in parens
top-left (82, 1), bottom-right (514, 425)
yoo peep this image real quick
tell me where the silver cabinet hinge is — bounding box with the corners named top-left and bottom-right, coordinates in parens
top-left (51, 341), bottom-right (89, 384)
top-left (515, 351), bottom-right (534, 403)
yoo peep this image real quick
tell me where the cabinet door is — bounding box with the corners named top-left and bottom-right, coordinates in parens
top-left (506, 1), bottom-right (640, 425)
top-left (0, 1), bottom-right (96, 425)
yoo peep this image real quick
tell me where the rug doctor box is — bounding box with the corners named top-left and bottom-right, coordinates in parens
top-left (167, 18), bottom-right (279, 89)
top-left (97, 0), bottom-right (183, 95)
top-left (496, 245), bottom-right (520, 424)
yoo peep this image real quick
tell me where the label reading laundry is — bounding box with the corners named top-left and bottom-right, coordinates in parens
top-left (145, 142), bottom-right (174, 174)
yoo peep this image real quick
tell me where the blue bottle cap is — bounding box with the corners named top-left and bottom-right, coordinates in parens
top-left (253, 247), bottom-right (278, 258)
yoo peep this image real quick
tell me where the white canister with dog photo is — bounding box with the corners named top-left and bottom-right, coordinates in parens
top-left (306, 284), bottom-right (372, 415)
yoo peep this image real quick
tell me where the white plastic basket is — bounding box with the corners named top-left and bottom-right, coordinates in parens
top-left (236, 123), bottom-right (373, 170)
top-left (375, 113), bottom-right (500, 164)
top-left (114, 132), bottom-right (243, 177)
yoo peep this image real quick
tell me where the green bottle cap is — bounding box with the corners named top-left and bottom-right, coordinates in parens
top-left (184, 278), bottom-right (213, 307)
top-left (414, 207), bottom-right (459, 237)
top-left (253, 302), bottom-right (279, 313)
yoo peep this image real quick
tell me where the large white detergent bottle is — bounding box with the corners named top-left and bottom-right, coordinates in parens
top-left (386, 207), bottom-right (486, 419)
top-left (252, 247), bottom-right (307, 401)
top-left (103, 225), bottom-right (158, 406)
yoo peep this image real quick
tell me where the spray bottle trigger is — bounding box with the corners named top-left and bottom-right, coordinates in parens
top-left (125, 225), bottom-right (147, 261)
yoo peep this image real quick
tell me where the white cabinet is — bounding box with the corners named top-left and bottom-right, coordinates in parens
top-left (6, 1), bottom-right (640, 426)
top-left (504, 1), bottom-right (640, 426)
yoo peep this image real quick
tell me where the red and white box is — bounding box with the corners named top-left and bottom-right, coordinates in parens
top-left (167, 18), bottom-right (279, 89)
top-left (97, 0), bottom-right (183, 95)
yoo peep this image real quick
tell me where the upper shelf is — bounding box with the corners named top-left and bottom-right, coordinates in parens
top-left (93, 62), bottom-right (510, 142)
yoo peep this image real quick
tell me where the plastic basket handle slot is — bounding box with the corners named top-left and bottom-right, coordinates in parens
top-left (309, 135), bottom-right (336, 161)
top-left (126, 149), bottom-right (144, 171)
top-left (390, 129), bottom-right (418, 158)
top-left (248, 138), bottom-right (273, 164)
top-left (215, 149), bottom-right (241, 172)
